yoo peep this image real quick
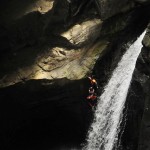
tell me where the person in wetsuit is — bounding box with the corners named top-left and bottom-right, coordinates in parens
top-left (88, 76), bottom-right (98, 92)
top-left (87, 76), bottom-right (98, 109)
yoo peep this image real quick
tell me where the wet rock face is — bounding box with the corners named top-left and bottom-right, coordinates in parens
top-left (117, 23), bottom-right (150, 150)
top-left (120, 79), bottom-right (145, 150)
top-left (0, 0), bottom-right (150, 150)
top-left (137, 23), bottom-right (150, 150)
top-left (137, 79), bottom-right (150, 150)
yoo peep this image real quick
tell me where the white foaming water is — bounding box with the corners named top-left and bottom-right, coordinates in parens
top-left (84, 31), bottom-right (146, 150)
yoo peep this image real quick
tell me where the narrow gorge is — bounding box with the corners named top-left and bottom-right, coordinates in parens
top-left (0, 0), bottom-right (150, 150)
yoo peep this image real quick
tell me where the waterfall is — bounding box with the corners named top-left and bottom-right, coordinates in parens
top-left (84, 31), bottom-right (146, 150)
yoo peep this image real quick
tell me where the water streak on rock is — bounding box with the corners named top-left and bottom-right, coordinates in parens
top-left (84, 31), bottom-right (146, 150)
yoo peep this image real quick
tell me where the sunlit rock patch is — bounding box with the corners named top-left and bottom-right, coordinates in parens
top-left (0, 38), bottom-right (108, 87)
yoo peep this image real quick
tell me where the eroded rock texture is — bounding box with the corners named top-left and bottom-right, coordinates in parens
top-left (1, 0), bottom-right (150, 88)
top-left (0, 0), bottom-right (150, 150)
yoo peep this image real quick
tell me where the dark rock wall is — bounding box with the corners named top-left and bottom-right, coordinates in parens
top-left (0, 78), bottom-right (93, 150)
top-left (0, 0), bottom-right (150, 150)
top-left (92, 8), bottom-right (150, 150)
top-left (96, 0), bottom-right (150, 20)
top-left (114, 22), bottom-right (150, 150)
top-left (91, 4), bottom-right (150, 150)
top-left (97, 0), bottom-right (134, 20)
top-left (138, 23), bottom-right (150, 150)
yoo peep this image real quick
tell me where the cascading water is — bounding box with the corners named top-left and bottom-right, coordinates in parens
top-left (84, 31), bottom-right (146, 150)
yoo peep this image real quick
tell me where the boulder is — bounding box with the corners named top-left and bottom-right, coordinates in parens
top-left (143, 23), bottom-right (150, 49)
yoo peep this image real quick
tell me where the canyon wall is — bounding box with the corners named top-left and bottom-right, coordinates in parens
top-left (0, 0), bottom-right (150, 149)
